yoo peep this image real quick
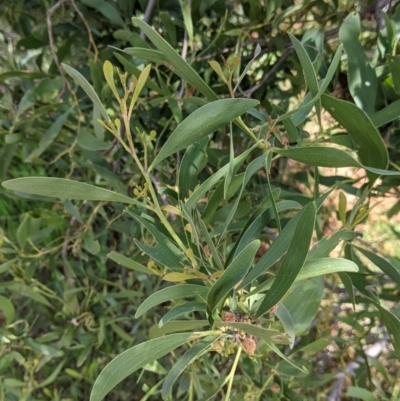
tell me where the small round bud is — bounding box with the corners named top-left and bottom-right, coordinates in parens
top-left (241, 337), bottom-right (257, 354)
top-left (222, 311), bottom-right (237, 322)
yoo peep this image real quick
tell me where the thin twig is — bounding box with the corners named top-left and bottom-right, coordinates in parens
top-left (241, 48), bottom-right (294, 97)
top-left (140, 0), bottom-right (157, 39)
top-left (70, 0), bottom-right (98, 61)
top-left (46, 0), bottom-right (70, 98)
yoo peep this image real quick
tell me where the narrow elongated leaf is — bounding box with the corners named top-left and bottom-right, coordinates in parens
top-left (103, 61), bottom-right (120, 101)
top-left (2, 177), bottom-right (141, 204)
top-left (308, 230), bottom-right (358, 261)
top-left (275, 303), bottom-right (295, 348)
top-left (161, 337), bottom-right (216, 399)
top-left (149, 320), bottom-right (209, 339)
top-left (27, 108), bottom-right (72, 160)
top-left (123, 47), bottom-right (168, 63)
top-left (186, 144), bottom-right (258, 210)
top-left (239, 192), bottom-right (332, 290)
top-left (90, 333), bottom-right (204, 401)
top-left (132, 18), bottom-right (218, 101)
top-left (354, 246), bottom-right (400, 285)
top-left (159, 302), bottom-right (206, 327)
top-left (179, 137), bottom-right (209, 199)
top-left (135, 285), bottom-right (209, 318)
top-left (346, 387), bottom-right (378, 401)
top-left (150, 99), bottom-right (258, 169)
top-left (289, 33), bottom-right (321, 123)
top-left (0, 295), bottom-right (15, 324)
top-left (218, 155), bottom-right (265, 243)
top-left (277, 44), bottom-right (343, 122)
top-left (274, 146), bottom-right (400, 176)
top-left (255, 202), bottom-right (316, 318)
top-left (214, 321), bottom-right (287, 344)
top-left (339, 13), bottom-right (377, 115)
top-left (254, 257), bottom-right (359, 294)
top-left (322, 94), bottom-right (388, 173)
top-left (62, 64), bottom-right (109, 121)
top-left (107, 251), bottom-right (155, 275)
top-left (371, 99), bottom-right (400, 127)
top-left (207, 240), bottom-right (260, 313)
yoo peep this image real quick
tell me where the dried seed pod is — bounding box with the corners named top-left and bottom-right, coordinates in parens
top-left (222, 311), bottom-right (237, 323)
top-left (241, 337), bottom-right (257, 355)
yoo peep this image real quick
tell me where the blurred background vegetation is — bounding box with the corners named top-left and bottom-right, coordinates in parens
top-left (0, 0), bottom-right (399, 400)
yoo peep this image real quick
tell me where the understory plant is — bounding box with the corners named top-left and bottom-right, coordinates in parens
top-left (2, 16), bottom-right (400, 401)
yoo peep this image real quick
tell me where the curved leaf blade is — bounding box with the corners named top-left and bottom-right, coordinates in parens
top-left (207, 239), bottom-right (260, 313)
top-left (90, 333), bottom-right (203, 401)
top-left (2, 177), bottom-right (140, 204)
top-left (132, 18), bottom-right (218, 101)
top-left (62, 63), bottom-right (109, 121)
top-left (161, 337), bottom-right (216, 400)
top-left (150, 98), bottom-right (258, 169)
top-left (255, 202), bottom-right (316, 318)
top-left (159, 302), bottom-right (206, 327)
top-left (135, 285), bottom-right (209, 318)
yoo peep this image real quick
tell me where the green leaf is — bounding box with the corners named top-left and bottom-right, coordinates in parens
top-left (218, 155), bottom-right (265, 243)
top-left (77, 130), bottom-right (112, 151)
top-left (23, 338), bottom-right (63, 357)
top-left (308, 230), bottom-right (358, 261)
top-left (179, 0), bottom-right (194, 51)
top-left (214, 321), bottom-right (286, 344)
top-left (240, 191), bottom-right (333, 290)
top-left (135, 285), bottom-right (209, 318)
top-left (388, 55), bottom-right (400, 95)
top-left (283, 278), bottom-right (324, 336)
top-left (255, 202), bottom-right (316, 318)
top-left (254, 257), bottom-right (359, 294)
top-left (150, 98), bottom-right (258, 169)
top-left (186, 144), bottom-right (258, 211)
top-left (289, 33), bottom-right (321, 124)
top-left (321, 94), bottom-right (388, 174)
top-left (371, 99), bottom-right (400, 127)
top-left (89, 333), bottom-right (206, 401)
top-left (207, 240), bottom-right (260, 313)
top-left (122, 47), bottom-right (168, 63)
top-left (81, 0), bottom-right (125, 27)
top-left (354, 246), bottom-right (400, 286)
top-left (103, 60), bottom-right (120, 102)
top-left (275, 303), bottom-right (295, 348)
top-left (26, 108), bottom-right (72, 160)
top-left (159, 302), bottom-right (206, 327)
top-left (274, 146), bottom-right (399, 176)
top-left (277, 44), bottom-right (343, 122)
top-left (0, 295), bottom-right (15, 324)
top-left (129, 64), bottom-right (152, 114)
top-left (161, 337), bottom-right (216, 400)
top-left (149, 321), bottom-right (209, 339)
top-left (107, 251), bottom-right (155, 275)
top-left (339, 13), bottom-right (377, 115)
top-left (132, 17), bottom-right (218, 101)
top-left (179, 137), bottom-right (209, 199)
top-left (62, 64), bottom-right (109, 121)
top-left (2, 178), bottom-right (141, 205)
top-left (346, 386), bottom-right (379, 401)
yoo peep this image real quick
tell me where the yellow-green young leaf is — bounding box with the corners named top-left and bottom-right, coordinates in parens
top-left (0, 295), bottom-right (15, 324)
top-left (129, 64), bottom-right (151, 115)
top-left (209, 61), bottom-right (228, 84)
top-left (388, 55), bottom-right (400, 95)
top-left (2, 177), bottom-right (141, 205)
top-left (149, 98), bottom-right (258, 170)
top-left (89, 333), bottom-right (204, 401)
top-left (62, 63), bottom-right (109, 121)
top-left (103, 61), bottom-right (120, 102)
top-left (162, 273), bottom-right (200, 282)
top-left (339, 192), bottom-right (347, 224)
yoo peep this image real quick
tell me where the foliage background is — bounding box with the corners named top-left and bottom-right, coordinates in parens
top-left (0, 0), bottom-right (400, 400)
